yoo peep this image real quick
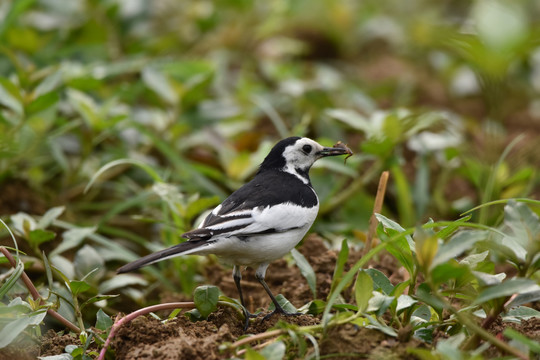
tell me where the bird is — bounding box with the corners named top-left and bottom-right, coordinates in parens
top-left (117, 136), bottom-right (351, 327)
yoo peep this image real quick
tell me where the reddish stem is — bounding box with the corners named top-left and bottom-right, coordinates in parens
top-left (0, 247), bottom-right (81, 333)
top-left (97, 302), bottom-right (196, 360)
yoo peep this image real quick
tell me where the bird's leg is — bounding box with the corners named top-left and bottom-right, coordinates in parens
top-left (255, 264), bottom-right (302, 321)
top-left (233, 266), bottom-right (257, 330)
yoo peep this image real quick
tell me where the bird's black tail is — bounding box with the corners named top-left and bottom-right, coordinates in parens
top-left (117, 240), bottom-right (208, 273)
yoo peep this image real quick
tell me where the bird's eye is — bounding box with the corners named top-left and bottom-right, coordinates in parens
top-left (302, 144), bottom-right (312, 154)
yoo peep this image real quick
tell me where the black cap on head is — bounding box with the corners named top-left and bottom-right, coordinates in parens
top-left (258, 137), bottom-right (301, 173)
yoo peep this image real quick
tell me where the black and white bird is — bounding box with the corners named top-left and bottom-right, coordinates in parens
top-left (117, 137), bottom-right (350, 325)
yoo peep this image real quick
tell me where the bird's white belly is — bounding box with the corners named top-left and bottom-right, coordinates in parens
top-left (203, 226), bottom-right (311, 267)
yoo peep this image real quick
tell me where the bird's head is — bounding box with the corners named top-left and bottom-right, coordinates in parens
top-left (258, 137), bottom-right (351, 182)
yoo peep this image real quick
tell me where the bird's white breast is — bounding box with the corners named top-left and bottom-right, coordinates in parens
top-left (201, 202), bottom-right (319, 266)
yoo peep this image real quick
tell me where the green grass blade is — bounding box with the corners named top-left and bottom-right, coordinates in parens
top-left (291, 248), bottom-right (317, 299)
top-left (84, 158), bottom-right (164, 194)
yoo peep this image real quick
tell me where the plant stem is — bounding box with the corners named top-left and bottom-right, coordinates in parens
top-left (429, 283), bottom-right (527, 360)
top-left (363, 170), bottom-right (389, 257)
top-left (462, 301), bottom-right (505, 351)
top-left (0, 247), bottom-right (81, 333)
top-left (230, 329), bottom-right (285, 349)
top-left (72, 295), bottom-right (86, 336)
top-left (97, 302), bottom-right (196, 360)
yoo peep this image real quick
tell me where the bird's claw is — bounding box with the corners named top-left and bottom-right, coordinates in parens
top-left (241, 307), bottom-right (259, 331)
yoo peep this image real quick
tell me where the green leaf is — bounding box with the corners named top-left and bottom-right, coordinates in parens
top-left (80, 294), bottom-right (119, 310)
top-left (245, 347), bottom-right (267, 360)
top-left (85, 159), bottom-right (163, 194)
top-left (193, 285), bottom-right (219, 318)
top-left (98, 274), bottom-right (148, 293)
top-left (307, 299), bottom-right (326, 315)
top-left (26, 91), bottom-right (59, 115)
top-left (390, 281), bottom-right (410, 299)
top-left (384, 235), bottom-right (415, 277)
top-left (473, 0), bottom-right (527, 52)
top-left (375, 213), bottom-right (415, 251)
top-left (503, 306), bottom-right (540, 322)
top-left (411, 304), bottom-right (432, 323)
top-left (218, 294), bottom-right (243, 313)
top-left (68, 346), bottom-right (83, 357)
top-left (0, 78), bottom-right (23, 116)
top-left (0, 299), bottom-right (30, 316)
top-left (365, 268), bottom-right (393, 295)
top-left (367, 291), bottom-right (394, 315)
top-left (390, 162), bottom-right (416, 227)
top-left (507, 289), bottom-right (540, 308)
top-left (95, 309), bottom-right (113, 331)
top-left (501, 200), bottom-right (540, 262)
top-left (0, 259), bottom-right (24, 299)
top-left (291, 248), bottom-right (317, 298)
top-left (431, 262), bottom-right (471, 286)
top-left (66, 88), bottom-right (100, 127)
top-left (260, 341), bottom-right (286, 359)
top-left (459, 250), bottom-right (489, 268)
top-left (416, 283), bottom-right (445, 313)
top-left (415, 230), bottom-right (439, 269)
top-left (354, 271), bottom-right (373, 313)
top-left (0, 0), bottom-right (36, 38)
top-left (50, 227), bottom-right (96, 257)
top-left (328, 239), bottom-right (349, 300)
top-left (33, 70), bottom-right (63, 97)
top-left (28, 229), bottom-right (56, 247)
top-left (474, 278), bottom-right (540, 305)
top-left (431, 230), bottom-right (486, 268)
top-left (472, 271), bottom-right (506, 286)
top-left (435, 215), bottom-right (472, 240)
top-left (74, 245), bottom-right (105, 281)
top-left (326, 108), bottom-right (373, 134)
top-left (365, 315), bottom-right (397, 337)
top-left (0, 309), bottom-right (46, 348)
top-left (436, 333), bottom-right (466, 359)
top-left (38, 206), bottom-right (65, 229)
top-left (185, 195), bottom-right (221, 222)
top-left (268, 294), bottom-right (297, 313)
top-left (142, 67), bottom-right (178, 105)
top-left (185, 308), bottom-right (203, 322)
top-left (396, 295), bottom-right (417, 313)
top-left (69, 280), bottom-right (91, 296)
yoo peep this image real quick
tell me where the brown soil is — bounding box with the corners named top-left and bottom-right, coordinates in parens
top-left (321, 325), bottom-right (422, 359)
top-left (0, 179), bottom-right (47, 216)
top-left (483, 316), bottom-right (540, 358)
top-left (104, 311), bottom-right (420, 360)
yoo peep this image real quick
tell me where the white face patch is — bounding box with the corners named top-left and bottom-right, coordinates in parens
top-left (281, 138), bottom-right (324, 184)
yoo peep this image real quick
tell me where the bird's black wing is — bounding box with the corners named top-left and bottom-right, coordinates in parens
top-left (182, 171), bottom-right (318, 240)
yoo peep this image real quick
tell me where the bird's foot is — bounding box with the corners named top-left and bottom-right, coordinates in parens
top-left (241, 307), bottom-right (259, 331)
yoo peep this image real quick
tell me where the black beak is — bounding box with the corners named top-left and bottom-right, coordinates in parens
top-left (318, 147), bottom-right (351, 157)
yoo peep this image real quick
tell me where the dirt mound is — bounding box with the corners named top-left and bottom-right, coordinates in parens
top-left (110, 307), bottom-right (317, 360)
